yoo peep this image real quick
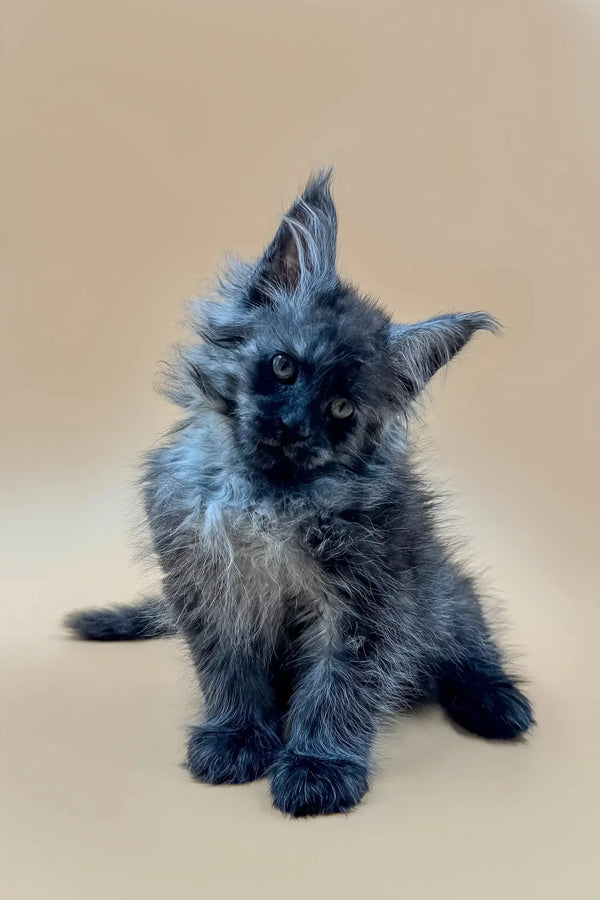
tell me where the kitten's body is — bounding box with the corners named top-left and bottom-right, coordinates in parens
top-left (67, 172), bottom-right (533, 816)
top-left (144, 412), bottom-right (482, 679)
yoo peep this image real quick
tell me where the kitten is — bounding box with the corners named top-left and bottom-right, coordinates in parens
top-left (66, 171), bottom-right (533, 817)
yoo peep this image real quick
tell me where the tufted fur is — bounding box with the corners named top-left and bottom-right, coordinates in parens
top-left (67, 171), bottom-right (533, 816)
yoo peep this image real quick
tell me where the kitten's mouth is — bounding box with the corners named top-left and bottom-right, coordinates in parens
top-left (254, 436), bottom-right (329, 473)
top-left (259, 438), bottom-right (311, 461)
top-left (258, 436), bottom-right (310, 456)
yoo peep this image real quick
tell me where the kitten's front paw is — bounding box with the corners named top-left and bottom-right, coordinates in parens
top-left (187, 722), bottom-right (281, 785)
top-left (270, 750), bottom-right (369, 817)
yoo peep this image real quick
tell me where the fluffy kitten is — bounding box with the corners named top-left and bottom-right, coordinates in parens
top-left (67, 171), bottom-right (533, 817)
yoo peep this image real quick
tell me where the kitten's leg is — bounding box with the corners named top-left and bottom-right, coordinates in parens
top-left (437, 642), bottom-right (534, 740)
top-left (270, 636), bottom-right (392, 817)
top-left (184, 627), bottom-right (282, 785)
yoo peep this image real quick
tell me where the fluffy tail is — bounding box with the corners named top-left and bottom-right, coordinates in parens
top-left (64, 597), bottom-right (174, 642)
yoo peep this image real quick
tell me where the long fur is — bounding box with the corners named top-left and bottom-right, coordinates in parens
top-left (67, 171), bottom-right (533, 816)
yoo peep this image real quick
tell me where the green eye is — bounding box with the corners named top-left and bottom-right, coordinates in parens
top-left (271, 353), bottom-right (298, 384)
top-left (329, 397), bottom-right (354, 419)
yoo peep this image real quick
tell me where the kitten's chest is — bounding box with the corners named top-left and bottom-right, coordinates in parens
top-left (194, 503), bottom-right (326, 620)
top-left (222, 514), bottom-right (306, 595)
top-left (160, 474), bottom-right (353, 647)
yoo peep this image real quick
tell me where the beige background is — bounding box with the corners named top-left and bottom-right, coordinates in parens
top-left (2, 1), bottom-right (599, 898)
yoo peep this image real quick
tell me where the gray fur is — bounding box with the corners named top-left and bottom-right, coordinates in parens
top-left (67, 171), bottom-right (533, 816)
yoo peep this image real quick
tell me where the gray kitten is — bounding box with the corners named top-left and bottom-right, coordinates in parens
top-left (67, 171), bottom-right (533, 817)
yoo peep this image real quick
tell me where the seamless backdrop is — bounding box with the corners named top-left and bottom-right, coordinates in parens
top-left (2, 2), bottom-right (599, 899)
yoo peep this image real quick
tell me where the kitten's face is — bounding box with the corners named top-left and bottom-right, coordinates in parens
top-left (175, 171), bottom-right (497, 484)
top-left (232, 291), bottom-right (391, 481)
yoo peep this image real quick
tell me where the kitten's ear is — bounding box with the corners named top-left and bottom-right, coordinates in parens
top-left (247, 169), bottom-right (338, 305)
top-left (388, 312), bottom-right (500, 398)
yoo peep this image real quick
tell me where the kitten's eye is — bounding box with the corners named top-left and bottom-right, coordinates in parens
top-left (271, 353), bottom-right (298, 384)
top-left (329, 397), bottom-right (354, 419)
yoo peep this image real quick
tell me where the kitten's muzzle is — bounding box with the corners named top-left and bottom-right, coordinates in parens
top-left (262, 417), bottom-right (310, 449)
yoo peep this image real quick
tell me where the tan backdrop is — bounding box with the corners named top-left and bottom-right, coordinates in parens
top-left (2, 2), bottom-right (599, 898)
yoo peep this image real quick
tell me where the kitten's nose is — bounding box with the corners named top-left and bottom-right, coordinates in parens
top-left (279, 417), bottom-right (310, 444)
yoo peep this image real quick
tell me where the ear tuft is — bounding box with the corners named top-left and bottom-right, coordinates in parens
top-left (247, 169), bottom-right (338, 305)
top-left (389, 312), bottom-right (500, 398)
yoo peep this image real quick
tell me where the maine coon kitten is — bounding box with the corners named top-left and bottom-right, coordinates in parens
top-left (67, 171), bottom-right (533, 817)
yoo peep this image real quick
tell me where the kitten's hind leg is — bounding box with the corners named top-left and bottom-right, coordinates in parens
top-left (437, 649), bottom-right (534, 741)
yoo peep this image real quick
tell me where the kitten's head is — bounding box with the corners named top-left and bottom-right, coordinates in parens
top-left (171, 171), bottom-right (497, 483)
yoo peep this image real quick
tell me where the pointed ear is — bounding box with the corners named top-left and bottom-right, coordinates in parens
top-left (247, 169), bottom-right (337, 305)
top-left (388, 312), bottom-right (500, 398)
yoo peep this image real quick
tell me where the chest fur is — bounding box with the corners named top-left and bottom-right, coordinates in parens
top-left (179, 506), bottom-right (329, 645)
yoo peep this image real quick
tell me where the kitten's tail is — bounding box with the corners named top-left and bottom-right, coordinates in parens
top-left (64, 597), bottom-right (174, 642)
